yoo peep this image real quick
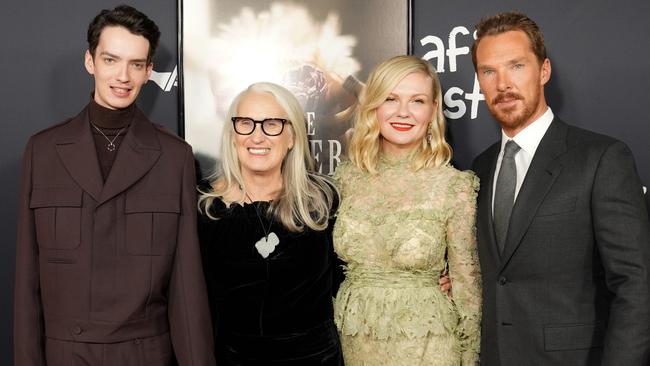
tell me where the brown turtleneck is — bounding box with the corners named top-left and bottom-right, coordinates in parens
top-left (88, 96), bottom-right (135, 181)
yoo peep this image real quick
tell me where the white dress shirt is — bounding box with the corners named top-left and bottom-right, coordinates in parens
top-left (492, 107), bottom-right (554, 214)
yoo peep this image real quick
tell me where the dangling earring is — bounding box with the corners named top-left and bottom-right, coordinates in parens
top-left (426, 122), bottom-right (433, 143)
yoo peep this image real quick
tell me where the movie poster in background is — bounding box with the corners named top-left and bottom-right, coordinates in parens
top-left (411, 0), bottom-right (649, 206)
top-left (182, 0), bottom-right (408, 177)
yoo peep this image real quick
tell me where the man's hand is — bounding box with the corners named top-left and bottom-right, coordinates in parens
top-left (439, 268), bottom-right (452, 298)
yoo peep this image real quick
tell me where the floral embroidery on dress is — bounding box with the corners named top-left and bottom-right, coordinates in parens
top-left (333, 157), bottom-right (481, 365)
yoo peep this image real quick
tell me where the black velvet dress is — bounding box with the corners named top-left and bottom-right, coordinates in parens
top-left (198, 189), bottom-right (344, 365)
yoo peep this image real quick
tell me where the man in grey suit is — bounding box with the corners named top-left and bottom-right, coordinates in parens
top-left (471, 12), bottom-right (650, 365)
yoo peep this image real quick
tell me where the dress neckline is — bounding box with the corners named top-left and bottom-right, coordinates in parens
top-left (378, 153), bottom-right (411, 168)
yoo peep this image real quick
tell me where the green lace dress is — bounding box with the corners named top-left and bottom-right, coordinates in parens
top-left (333, 158), bottom-right (481, 366)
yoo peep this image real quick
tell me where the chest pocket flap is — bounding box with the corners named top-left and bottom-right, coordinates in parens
top-left (29, 186), bottom-right (83, 250)
top-left (125, 195), bottom-right (180, 255)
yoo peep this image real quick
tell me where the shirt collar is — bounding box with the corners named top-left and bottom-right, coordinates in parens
top-left (500, 107), bottom-right (554, 156)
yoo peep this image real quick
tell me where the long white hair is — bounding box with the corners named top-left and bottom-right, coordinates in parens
top-left (199, 82), bottom-right (337, 232)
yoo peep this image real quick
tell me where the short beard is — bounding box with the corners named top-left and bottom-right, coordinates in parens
top-left (488, 92), bottom-right (536, 132)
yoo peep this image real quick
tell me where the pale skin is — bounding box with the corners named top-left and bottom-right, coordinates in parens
top-left (475, 30), bottom-right (551, 138)
top-left (376, 71), bottom-right (451, 295)
top-left (84, 26), bottom-right (153, 110)
top-left (378, 72), bottom-right (435, 158)
top-left (227, 92), bottom-right (294, 203)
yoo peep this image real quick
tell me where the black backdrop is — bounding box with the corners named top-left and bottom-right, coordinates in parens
top-left (411, 0), bottom-right (650, 209)
top-left (1, 1), bottom-right (648, 363)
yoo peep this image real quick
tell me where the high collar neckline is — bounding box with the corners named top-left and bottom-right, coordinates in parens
top-left (88, 93), bottom-right (136, 129)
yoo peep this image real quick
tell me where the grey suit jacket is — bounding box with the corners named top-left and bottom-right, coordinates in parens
top-left (473, 118), bottom-right (650, 366)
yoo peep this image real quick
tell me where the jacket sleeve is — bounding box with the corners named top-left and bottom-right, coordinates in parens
top-left (14, 138), bottom-right (47, 366)
top-left (168, 146), bottom-right (217, 365)
top-left (592, 141), bottom-right (650, 365)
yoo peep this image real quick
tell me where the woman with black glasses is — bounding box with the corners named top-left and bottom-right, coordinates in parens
top-left (197, 82), bottom-right (343, 365)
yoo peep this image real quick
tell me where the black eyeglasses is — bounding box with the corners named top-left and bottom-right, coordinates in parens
top-left (231, 117), bottom-right (288, 136)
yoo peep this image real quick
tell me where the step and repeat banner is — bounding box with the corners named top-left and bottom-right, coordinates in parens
top-left (182, 0), bottom-right (649, 211)
top-left (1, 0), bottom-right (648, 362)
top-left (410, 0), bottom-right (649, 206)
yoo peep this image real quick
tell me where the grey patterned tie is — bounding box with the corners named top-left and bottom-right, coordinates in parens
top-left (493, 140), bottom-right (521, 255)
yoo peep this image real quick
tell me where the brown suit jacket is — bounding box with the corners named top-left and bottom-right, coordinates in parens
top-left (14, 104), bottom-right (216, 365)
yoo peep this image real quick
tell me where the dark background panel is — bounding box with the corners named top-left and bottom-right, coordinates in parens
top-left (412, 0), bottom-right (650, 208)
top-left (1, 0), bottom-right (649, 363)
top-left (0, 1), bottom-right (178, 364)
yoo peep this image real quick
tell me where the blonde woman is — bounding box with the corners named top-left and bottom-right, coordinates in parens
top-left (333, 55), bottom-right (482, 365)
top-left (198, 82), bottom-right (343, 365)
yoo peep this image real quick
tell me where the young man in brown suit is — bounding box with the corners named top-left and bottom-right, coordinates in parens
top-left (14, 6), bottom-right (216, 365)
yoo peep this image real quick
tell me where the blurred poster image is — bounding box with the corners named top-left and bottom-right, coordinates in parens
top-left (182, 0), bottom-right (408, 176)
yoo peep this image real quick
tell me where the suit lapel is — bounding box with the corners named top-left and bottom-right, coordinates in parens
top-left (97, 108), bottom-right (161, 206)
top-left (499, 120), bottom-right (568, 271)
top-left (55, 107), bottom-right (104, 202)
top-left (477, 145), bottom-right (502, 265)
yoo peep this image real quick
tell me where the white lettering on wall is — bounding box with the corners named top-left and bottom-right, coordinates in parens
top-left (306, 112), bottom-right (316, 136)
top-left (447, 26), bottom-right (470, 73)
top-left (420, 26), bottom-right (485, 120)
top-left (328, 140), bottom-right (342, 176)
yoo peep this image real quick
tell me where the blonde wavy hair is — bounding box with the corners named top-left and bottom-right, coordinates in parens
top-left (349, 55), bottom-right (451, 173)
top-left (198, 82), bottom-right (337, 232)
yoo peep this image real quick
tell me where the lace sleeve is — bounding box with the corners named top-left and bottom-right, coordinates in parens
top-left (446, 170), bottom-right (482, 365)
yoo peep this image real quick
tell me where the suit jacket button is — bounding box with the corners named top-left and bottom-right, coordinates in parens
top-left (498, 277), bottom-right (507, 285)
top-left (134, 339), bottom-right (141, 345)
top-left (72, 326), bottom-right (83, 335)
